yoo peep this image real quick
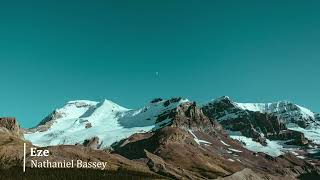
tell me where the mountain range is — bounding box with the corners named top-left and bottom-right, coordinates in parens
top-left (1, 96), bottom-right (320, 179)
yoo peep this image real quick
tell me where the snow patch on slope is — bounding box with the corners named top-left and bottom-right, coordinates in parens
top-left (230, 135), bottom-right (285, 157)
top-left (188, 130), bottom-right (211, 145)
top-left (287, 123), bottom-right (320, 144)
top-left (220, 140), bottom-right (230, 147)
top-left (227, 131), bottom-right (297, 157)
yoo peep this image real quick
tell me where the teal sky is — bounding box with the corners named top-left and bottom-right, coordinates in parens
top-left (1, 0), bottom-right (319, 128)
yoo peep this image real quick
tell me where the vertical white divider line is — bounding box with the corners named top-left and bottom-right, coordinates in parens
top-left (23, 143), bottom-right (26, 173)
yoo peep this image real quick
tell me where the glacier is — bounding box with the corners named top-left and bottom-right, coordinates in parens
top-left (25, 98), bottom-right (189, 148)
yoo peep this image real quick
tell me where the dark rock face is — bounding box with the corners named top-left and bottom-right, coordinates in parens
top-left (85, 123), bottom-right (92, 129)
top-left (82, 137), bottom-right (100, 149)
top-left (203, 98), bottom-right (286, 144)
top-left (172, 102), bottom-right (224, 133)
top-left (316, 113), bottom-right (320, 123)
top-left (155, 109), bottom-right (175, 124)
top-left (155, 101), bottom-right (224, 134)
top-left (163, 97), bottom-right (182, 107)
top-left (37, 110), bottom-right (64, 126)
top-left (267, 130), bottom-right (309, 146)
top-left (202, 97), bottom-right (312, 146)
top-left (0, 117), bottom-right (19, 131)
top-left (217, 111), bottom-right (289, 145)
top-left (202, 96), bottom-right (239, 121)
top-left (150, 98), bottom-right (163, 103)
top-left (25, 110), bottom-right (64, 133)
top-left (202, 96), bottom-right (318, 128)
top-left (0, 117), bottom-right (23, 138)
top-left (113, 101), bottom-right (320, 179)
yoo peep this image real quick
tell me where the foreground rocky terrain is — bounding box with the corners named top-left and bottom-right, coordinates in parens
top-left (1, 97), bottom-right (320, 179)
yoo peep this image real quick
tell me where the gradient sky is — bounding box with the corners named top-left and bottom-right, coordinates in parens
top-left (1, 0), bottom-right (319, 128)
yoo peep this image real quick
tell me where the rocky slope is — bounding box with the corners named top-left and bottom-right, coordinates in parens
top-left (202, 96), bottom-right (320, 157)
top-left (0, 118), bottom-right (164, 179)
top-left (25, 96), bottom-right (320, 159)
top-left (113, 102), bottom-right (319, 179)
top-left (0, 117), bottom-right (24, 138)
top-left (1, 96), bottom-right (320, 179)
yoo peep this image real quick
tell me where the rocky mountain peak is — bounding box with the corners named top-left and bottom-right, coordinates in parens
top-left (171, 101), bottom-right (223, 133)
top-left (0, 117), bottom-right (23, 138)
top-left (210, 96), bottom-right (237, 108)
top-left (202, 96), bottom-right (320, 155)
top-left (24, 96), bottom-right (320, 162)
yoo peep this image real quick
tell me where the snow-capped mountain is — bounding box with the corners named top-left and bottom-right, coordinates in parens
top-left (203, 96), bottom-right (317, 126)
top-left (25, 98), bottom-right (189, 148)
top-left (202, 96), bottom-right (320, 156)
top-left (6, 99), bottom-right (320, 179)
top-left (25, 96), bottom-right (320, 159)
